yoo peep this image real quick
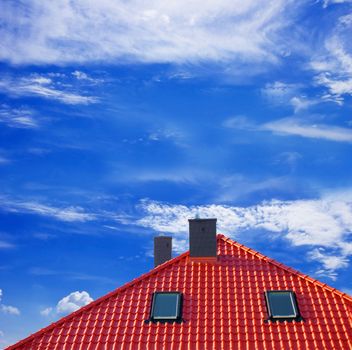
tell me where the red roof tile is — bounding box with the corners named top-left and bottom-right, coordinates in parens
top-left (7, 235), bottom-right (352, 349)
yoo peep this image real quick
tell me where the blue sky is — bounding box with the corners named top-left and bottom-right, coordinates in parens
top-left (1, 0), bottom-right (352, 346)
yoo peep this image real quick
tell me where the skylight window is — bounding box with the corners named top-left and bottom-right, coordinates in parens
top-left (150, 292), bottom-right (182, 321)
top-left (265, 291), bottom-right (300, 320)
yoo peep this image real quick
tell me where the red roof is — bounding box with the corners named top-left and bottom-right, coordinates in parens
top-left (7, 235), bottom-right (352, 349)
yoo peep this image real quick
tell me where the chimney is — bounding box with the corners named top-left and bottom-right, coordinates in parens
top-left (189, 218), bottom-right (217, 258)
top-left (154, 236), bottom-right (172, 267)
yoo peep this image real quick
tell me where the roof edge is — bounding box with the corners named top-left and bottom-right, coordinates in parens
top-left (7, 234), bottom-right (352, 349)
top-left (218, 234), bottom-right (352, 304)
top-left (6, 250), bottom-right (190, 350)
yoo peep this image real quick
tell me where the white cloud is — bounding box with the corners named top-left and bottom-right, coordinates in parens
top-left (56, 291), bottom-right (92, 314)
top-left (0, 196), bottom-right (96, 222)
top-left (147, 128), bottom-right (184, 143)
top-left (111, 164), bottom-right (205, 184)
top-left (0, 305), bottom-right (20, 315)
top-left (289, 96), bottom-right (320, 113)
top-left (311, 15), bottom-right (352, 103)
top-left (0, 1), bottom-right (300, 65)
top-left (0, 289), bottom-right (20, 315)
top-left (339, 241), bottom-right (352, 255)
top-left (262, 81), bottom-right (298, 102)
top-left (172, 238), bottom-right (188, 254)
top-left (0, 75), bottom-right (98, 105)
top-left (322, 0), bottom-right (352, 8)
top-left (309, 248), bottom-right (349, 270)
top-left (41, 291), bottom-right (93, 317)
top-left (312, 245), bottom-right (351, 281)
top-left (222, 115), bottom-right (254, 130)
top-left (316, 73), bottom-right (352, 96)
top-left (137, 191), bottom-right (352, 277)
top-left (40, 307), bottom-right (53, 316)
top-left (224, 115), bottom-right (352, 143)
top-left (118, 169), bottom-right (198, 184)
top-left (315, 269), bottom-right (338, 281)
top-left (72, 71), bottom-right (103, 84)
top-left (137, 195), bottom-right (352, 247)
top-left (263, 118), bottom-right (352, 142)
top-left (0, 105), bottom-right (38, 129)
top-left (262, 82), bottom-right (329, 111)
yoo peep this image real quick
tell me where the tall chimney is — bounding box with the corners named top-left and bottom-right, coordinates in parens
top-left (154, 236), bottom-right (172, 267)
top-left (189, 218), bottom-right (217, 258)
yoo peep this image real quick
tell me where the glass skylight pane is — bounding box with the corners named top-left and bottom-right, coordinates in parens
top-left (152, 293), bottom-right (180, 319)
top-left (266, 291), bottom-right (297, 318)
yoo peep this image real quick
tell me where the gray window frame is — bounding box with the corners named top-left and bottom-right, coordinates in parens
top-left (265, 290), bottom-right (300, 320)
top-left (150, 292), bottom-right (183, 322)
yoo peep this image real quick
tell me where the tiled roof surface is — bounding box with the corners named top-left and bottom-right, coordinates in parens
top-left (7, 235), bottom-right (352, 350)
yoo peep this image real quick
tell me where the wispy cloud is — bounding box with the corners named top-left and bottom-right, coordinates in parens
top-left (274, 151), bottom-right (302, 170)
top-left (136, 190), bottom-right (352, 278)
top-left (29, 267), bottom-right (115, 284)
top-left (308, 248), bottom-right (349, 280)
top-left (147, 128), bottom-right (185, 144)
top-left (0, 305), bottom-right (20, 316)
top-left (311, 13), bottom-right (352, 103)
top-left (0, 289), bottom-right (20, 316)
top-left (0, 105), bottom-right (38, 128)
top-left (114, 168), bottom-right (199, 184)
top-left (215, 174), bottom-right (292, 202)
top-left (0, 241), bottom-right (15, 249)
top-left (224, 115), bottom-right (352, 143)
top-left (263, 118), bottom-right (352, 142)
top-left (262, 81), bottom-right (299, 103)
top-left (137, 194), bottom-right (352, 247)
top-left (261, 81), bottom-right (331, 112)
top-left (322, 0), bottom-right (352, 8)
top-left (0, 75), bottom-right (98, 105)
top-left (32, 232), bottom-right (57, 240)
top-left (0, 156), bottom-right (10, 165)
top-left (41, 291), bottom-right (93, 317)
top-left (121, 127), bottom-right (186, 148)
top-left (289, 96), bottom-right (321, 113)
top-left (222, 115), bottom-right (254, 130)
top-left (0, 1), bottom-right (300, 65)
top-left (0, 196), bottom-right (96, 222)
top-left (71, 71), bottom-right (103, 84)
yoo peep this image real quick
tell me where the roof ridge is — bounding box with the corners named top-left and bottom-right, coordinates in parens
top-left (218, 235), bottom-right (352, 304)
top-left (6, 250), bottom-right (190, 350)
top-left (8, 234), bottom-right (352, 349)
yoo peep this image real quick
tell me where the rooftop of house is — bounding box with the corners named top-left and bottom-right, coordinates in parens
top-left (7, 220), bottom-right (352, 350)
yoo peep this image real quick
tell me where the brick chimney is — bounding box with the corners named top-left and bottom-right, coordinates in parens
top-left (188, 218), bottom-right (217, 259)
top-left (154, 236), bottom-right (172, 267)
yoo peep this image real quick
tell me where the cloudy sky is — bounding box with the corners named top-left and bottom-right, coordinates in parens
top-left (1, 0), bottom-right (352, 346)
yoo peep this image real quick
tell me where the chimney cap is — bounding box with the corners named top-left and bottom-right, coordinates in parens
top-left (154, 236), bottom-right (172, 267)
top-left (189, 218), bottom-right (217, 258)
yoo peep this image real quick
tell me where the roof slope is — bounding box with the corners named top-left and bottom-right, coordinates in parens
top-left (7, 235), bottom-right (352, 350)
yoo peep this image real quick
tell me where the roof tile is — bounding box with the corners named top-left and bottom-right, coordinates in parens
top-left (6, 235), bottom-right (352, 350)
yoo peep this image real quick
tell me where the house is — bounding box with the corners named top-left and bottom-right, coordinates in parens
top-left (7, 218), bottom-right (352, 349)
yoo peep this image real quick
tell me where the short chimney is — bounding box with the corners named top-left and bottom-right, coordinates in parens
top-left (154, 236), bottom-right (172, 267)
top-left (189, 218), bottom-right (217, 258)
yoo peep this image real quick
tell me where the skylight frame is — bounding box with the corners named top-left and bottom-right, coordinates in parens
top-left (265, 290), bottom-right (301, 321)
top-left (150, 292), bottom-right (183, 322)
